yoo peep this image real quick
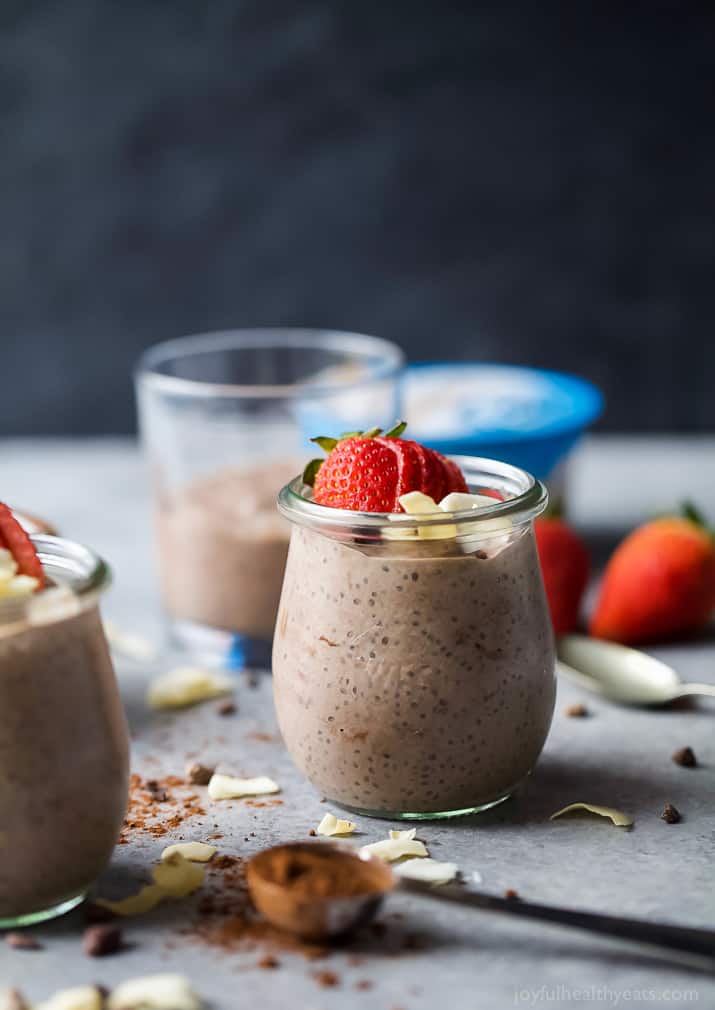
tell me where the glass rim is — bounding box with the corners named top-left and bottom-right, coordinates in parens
top-left (277, 455), bottom-right (548, 534)
top-left (134, 328), bottom-right (405, 400)
top-left (0, 534), bottom-right (112, 627)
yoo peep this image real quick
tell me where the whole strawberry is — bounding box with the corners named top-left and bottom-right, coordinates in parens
top-left (534, 518), bottom-right (590, 635)
top-left (590, 504), bottom-right (715, 645)
top-left (304, 422), bottom-right (468, 513)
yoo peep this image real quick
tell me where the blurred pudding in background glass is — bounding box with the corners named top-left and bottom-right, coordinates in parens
top-left (403, 364), bottom-right (603, 515)
top-left (135, 330), bottom-right (403, 669)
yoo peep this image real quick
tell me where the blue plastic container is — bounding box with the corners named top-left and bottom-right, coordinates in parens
top-left (403, 363), bottom-right (603, 486)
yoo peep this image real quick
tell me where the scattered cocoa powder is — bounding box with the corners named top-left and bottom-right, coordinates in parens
top-left (5, 932), bottom-right (41, 950)
top-left (355, 979), bottom-right (373, 991)
top-left (661, 804), bottom-right (681, 824)
top-left (672, 746), bottom-right (697, 768)
top-left (504, 888), bottom-right (520, 900)
top-left (217, 700), bottom-right (237, 716)
top-left (118, 773), bottom-right (206, 843)
top-left (308, 829), bottom-right (317, 837)
top-left (565, 703), bottom-right (589, 718)
top-left (182, 853), bottom-right (329, 961)
top-left (258, 954), bottom-right (280, 969)
top-left (247, 731), bottom-right (275, 742)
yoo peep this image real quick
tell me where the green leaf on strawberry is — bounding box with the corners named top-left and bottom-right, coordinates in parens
top-left (310, 436), bottom-right (339, 453)
top-left (383, 420), bottom-right (407, 438)
top-left (302, 458), bottom-right (324, 487)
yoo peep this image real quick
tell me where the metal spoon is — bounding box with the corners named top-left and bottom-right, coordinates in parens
top-left (557, 634), bottom-right (715, 706)
top-left (247, 842), bottom-right (715, 966)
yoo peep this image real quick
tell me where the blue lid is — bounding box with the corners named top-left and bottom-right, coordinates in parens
top-left (403, 363), bottom-right (603, 479)
top-left (405, 363), bottom-right (603, 445)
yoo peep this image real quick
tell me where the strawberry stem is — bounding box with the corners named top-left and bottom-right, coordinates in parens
top-left (310, 436), bottom-right (339, 452)
top-left (681, 501), bottom-right (710, 530)
top-left (383, 420), bottom-right (407, 438)
top-left (361, 426), bottom-right (383, 438)
top-left (302, 458), bottom-right (324, 487)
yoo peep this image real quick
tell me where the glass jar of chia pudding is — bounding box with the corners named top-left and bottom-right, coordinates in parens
top-left (0, 535), bottom-right (129, 926)
top-left (273, 457), bottom-right (555, 819)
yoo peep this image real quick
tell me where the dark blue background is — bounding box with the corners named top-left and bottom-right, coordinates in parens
top-left (2, 2), bottom-right (713, 434)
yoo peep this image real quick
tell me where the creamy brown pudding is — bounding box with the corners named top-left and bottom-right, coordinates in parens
top-left (157, 462), bottom-right (294, 640)
top-left (273, 459), bottom-right (555, 817)
top-left (0, 536), bottom-right (128, 924)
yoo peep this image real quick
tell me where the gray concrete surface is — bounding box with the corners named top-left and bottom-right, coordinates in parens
top-left (0, 437), bottom-right (714, 1008)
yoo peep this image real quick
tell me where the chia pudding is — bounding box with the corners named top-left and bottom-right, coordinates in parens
top-left (156, 462), bottom-right (294, 640)
top-left (272, 458), bottom-right (555, 817)
top-left (0, 536), bottom-right (129, 923)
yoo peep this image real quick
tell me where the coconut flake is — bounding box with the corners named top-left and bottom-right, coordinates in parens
top-left (147, 667), bottom-right (233, 709)
top-left (152, 853), bottom-right (205, 897)
top-left (104, 620), bottom-right (159, 663)
top-left (438, 492), bottom-right (500, 512)
top-left (160, 841), bottom-right (217, 863)
top-left (550, 802), bottom-right (634, 828)
top-left (207, 773), bottom-right (280, 800)
top-left (394, 858), bottom-right (459, 884)
top-left (107, 975), bottom-right (202, 1010)
top-left (316, 812), bottom-right (356, 837)
top-left (360, 833), bottom-right (428, 862)
top-left (95, 883), bottom-right (166, 917)
top-left (388, 828), bottom-right (417, 841)
top-left (35, 987), bottom-right (104, 1010)
top-left (27, 585), bottom-right (81, 625)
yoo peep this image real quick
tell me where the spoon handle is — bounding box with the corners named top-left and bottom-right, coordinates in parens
top-left (398, 880), bottom-right (715, 963)
top-left (677, 682), bottom-right (715, 700)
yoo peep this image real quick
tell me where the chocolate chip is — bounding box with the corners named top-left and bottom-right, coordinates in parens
top-left (565, 703), bottom-right (589, 718)
top-left (672, 746), bottom-right (697, 768)
top-left (258, 954), bottom-right (280, 969)
top-left (5, 932), bottom-right (41, 950)
top-left (185, 762), bottom-right (215, 786)
top-left (1, 989), bottom-right (29, 1010)
top-left (504, 888), bottom-right (520, 900)
top-left (661, 804), bottom-right (681, 824)
top-left (308, 829), bottom-right (317, 836)
top-left (313, 970), bottom-right (340, 988)
top-left (217, 699), bottom-right (237, 716)
top-left (83, 924), bottom-right (122, 957)
top-left (145, 779), bottom-right (169, 802)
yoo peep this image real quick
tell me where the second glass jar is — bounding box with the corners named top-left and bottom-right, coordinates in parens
top-left (273, 457), bottom-right (555, 819)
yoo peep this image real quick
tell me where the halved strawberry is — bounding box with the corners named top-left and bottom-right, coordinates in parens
top-left (0, 503), bottom-right (46, 587)
top-left (311, 438), bottom-right (400, 512)
top-left (441, 455), bottom-right (469, 496)
top-left (377, 437), bottom-right (421, 501)
top-left (306, 422), bottom-right (470, 513)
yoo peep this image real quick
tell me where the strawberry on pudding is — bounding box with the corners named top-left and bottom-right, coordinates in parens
top-left (0, 505), bottom-right (128, 924)
top-left (273, 427), bottom-right (555, 818)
